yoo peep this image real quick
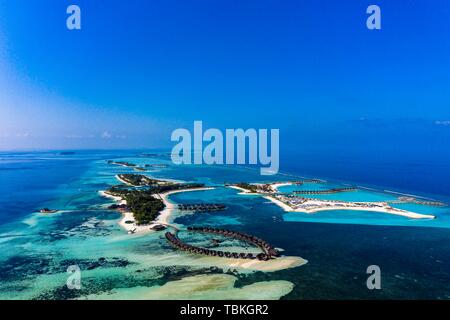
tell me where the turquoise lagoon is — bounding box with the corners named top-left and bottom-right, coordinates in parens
top-left (1, 150), bottom-right (450, 299)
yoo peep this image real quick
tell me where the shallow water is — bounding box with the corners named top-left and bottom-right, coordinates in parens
top-left (0, 150), bottom-right (450, 299)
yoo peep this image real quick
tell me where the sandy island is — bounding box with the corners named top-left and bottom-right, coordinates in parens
top-left (227, 185), bottom-right (259, 195)
top-left (99, 187), bottom-right (215, 235)
top-left (101, 187), bottom-right (307, 272)
top-left (264, 195), bottom-right (436, 219)
top-left (163, 254), bottom-right (308, 273)
top-left (229, 182), bottom-right (290, 195)
top-left (100, 180), bottom-right (308, 272)
top-left (224, 255), bottom-right (307, 272)
top-left (230, 183), bottom-right (436, 220)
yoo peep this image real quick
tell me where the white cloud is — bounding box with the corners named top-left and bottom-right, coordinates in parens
top-left (435, 120), bottom-right (450, 126)
top-left (101, 131), bottom-right (112, 139)
top-left (100, 132), bottom-right (126, 139)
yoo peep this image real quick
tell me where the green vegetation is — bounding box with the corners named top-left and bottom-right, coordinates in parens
top-left (106, 183), bottom-right (205, 225)
top-left (236, 183), bottom-right (259, 193)
top-left (150, 183), bottom-right (204, 194)
top-left (124, 191), bottom-right (165, 225)
top-left (107, 160), bottom-right (136, 167)
top-left (118, 174), bottom-right (162, 186)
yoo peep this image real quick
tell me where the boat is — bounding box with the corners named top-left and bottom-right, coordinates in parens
top-left (39, 208), bottom-right (58, 214)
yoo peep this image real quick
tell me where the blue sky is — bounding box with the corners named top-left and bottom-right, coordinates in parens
top-left (0, 0), bottom-right (449, 155)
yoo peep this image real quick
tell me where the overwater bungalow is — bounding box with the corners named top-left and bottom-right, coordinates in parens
top-left (177, 203), bottom-right (227, 213)
top-left (256, 253), bottom-right (269, 261)
top-left (166, 226), bottom-right (280, 260)
top-left (187, 226), bottom-right (280, 258)
top-left (302, 179), bottom-right (325, 184)
top-left (293, 187), bottom-right (356, 195)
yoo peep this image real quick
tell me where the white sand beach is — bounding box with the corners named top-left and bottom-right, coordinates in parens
top-left (100, 187), bottom-right (215, 235)
top-left (154, 187), bottom-right (215, 225)
top-left (229, 182), bottom-right (435, 220)
top-left (225, 255), bottom-right (307, 272)
top-left (263, 196), bottom-right (294, 211)
top-left (263, 195), bottom-right (436, 219)
top-left (117, 211), bottom-right (153, 234)
top-left (227, 185), bottom-right (259, 195)
top-left (98, 190), bottom-right (124, 202)
top-left (270, 182), bottom-right (292, 192)
top-left (115, 174), bottom-right (133, 186)
top-left (100, 185), bottom-right (307, 273)
top-left (169, 254), bottom-right (307, 273)
top-left (228, 182), bottom-right (291, 195)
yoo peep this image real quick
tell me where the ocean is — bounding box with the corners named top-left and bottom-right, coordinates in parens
top-left (0, 149), bottom-right (449, 299)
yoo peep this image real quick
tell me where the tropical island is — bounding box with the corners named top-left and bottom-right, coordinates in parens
top-left (107, 160), bottom-right (136, 167)
top-left (105, 181), bottom-right (206, 226)
top-left (98, 173), bottom-right (439, 273)
top-left (145, 164), bottom-right (169, 168)
top-left (116, 173), bottom-right (171, 187)
top-left (97, 173), bottom-right (306, 271)
top-left (230, 182), bottom-right (437, 220)
top-left (106, 188), bottom-right (165, 225)
top-left (100, 173), bottom-right (212, 234)
top-left (232, 182), bottom-right (273, 194)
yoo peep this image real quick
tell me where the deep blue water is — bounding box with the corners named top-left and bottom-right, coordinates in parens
top-left (0, 154), bottom-right (86, 226)
top-left (172, 187), bottom-right (450, 299)
top-left (0, 150), bottom-right (163, 227)
top-left (0, 150), bottom-right (450, 224)
top-left (280, 149), bottom-right (450, 201)
top-left (1, 149), bottom-right (450, 299)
